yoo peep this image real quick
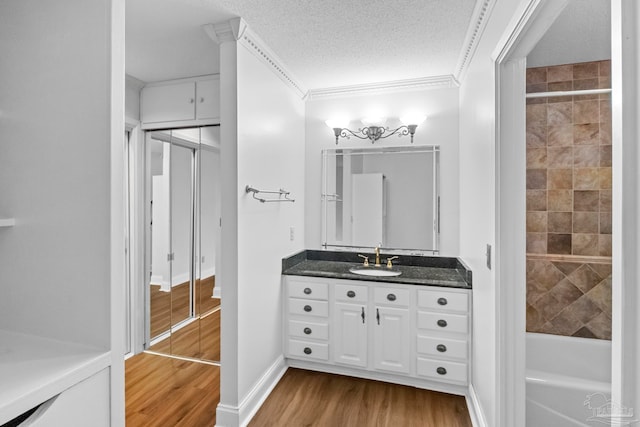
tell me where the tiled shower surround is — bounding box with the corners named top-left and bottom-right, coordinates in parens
top-left (525, 60), bottom-right (612, 340)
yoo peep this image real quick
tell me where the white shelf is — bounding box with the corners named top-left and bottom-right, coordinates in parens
top-left (0, 218), bottom-right (15, 227)
top-left (0, 329), bottom-right (110, 425)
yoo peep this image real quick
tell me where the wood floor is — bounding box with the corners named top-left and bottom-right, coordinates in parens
top-left (249, 369), bottom-right (473, 427)
top-left (126, 352), bottom-right (219, 427)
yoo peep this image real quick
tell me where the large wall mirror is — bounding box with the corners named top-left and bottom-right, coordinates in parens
top-left (322, 146), bottom-right (440, 253)
top-left (146, 126), bottom-right (221, 363)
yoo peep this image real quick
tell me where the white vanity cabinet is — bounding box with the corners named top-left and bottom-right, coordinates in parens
top-left (283, 275), bottom-right (472, 395)
top-left (372, 286), bottom-right (411, 374)
top-left (140, 75), bottom-right (220, 129)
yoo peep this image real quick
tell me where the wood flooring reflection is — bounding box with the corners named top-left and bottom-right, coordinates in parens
top-left (125, 352), bottom-right (219, 427)
top-left (150, 276), bottom-right (219, 339)
top-left (149, 275), bottom-right (220, 361)
top-left (149, 308), bottom-right (220, 361)
top-left (249, 368), bottom-right (473, 427)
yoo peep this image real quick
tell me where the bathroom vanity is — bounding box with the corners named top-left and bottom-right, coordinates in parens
top-left (282, 250), bottom-right (472, 396)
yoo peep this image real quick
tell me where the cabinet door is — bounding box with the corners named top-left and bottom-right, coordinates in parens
top-left (196, 79), bottom-right (220, 120)
top-left (141, 82), bottom-right (196, 123)
top-left (373, 306), bottom-right (410, 374)
top-left (333, 302), bottom-right (367, 367)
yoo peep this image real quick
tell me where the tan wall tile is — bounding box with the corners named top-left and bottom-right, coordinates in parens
top-left (547, 64), bottom-right (573, 82)
top-left (548, 233), bottom-right (572, 254)
top-left (599, 145), bottom-right (612, 167)
top-left (548, 212), bottom-right (572, 233)
top-left (547, 147), bottom-right (573, 168)
top-left (599, 190), bottom-right (612, 212)
top-left (586, 276), bottom-right (612, 316)
top-left (599, 234), bottom-right (612, 257)
top-left (573, 233), bottom-right (599, 256)
top-left (573, 212), bottom-right (599, 233)
top-left (574, 190), bottom-right (599, 211)
top-left (573, 62), bottom-right (599, 79)
top-left (527, 147), bottom-right (547, 168)
top-left (548, 189), bottom-right (573, 211)
top-left (574, 100), bottom-right (600, 124)
top-left (574, 123), bottom-right (600, 145)
top-left (599, 167), bottom-right (612, 189)
top-left (527, 169), bottom-right (547, 189)
top-left (527, 67), bottom-right (547, 84)
top-left (527, 212), bottom-right (548, 232)
top-left (599, 60), bottom-right (611, 77)
top-left (600, 121), bottom-right (612, 145)
top-left (548, 102), bottom-right (573, 125)
top-left (599, 213), bottom-right (612, 234)
top-left (574, 168), bottom-right (600, 190)
top-left (547, 124), bottom-right (573, 146)
top-left (527, 232), bottom-right (547, 254)
top-left (527, 190), bottom-right (547, 211)
top-left (586, 312), bottom-right (611, 340)
top-left (568, 264), bottom-right (603, 293)
top-left (574, 146), bottom-right (600, 167)
top-left (548, 168), bottom-right (573, 189)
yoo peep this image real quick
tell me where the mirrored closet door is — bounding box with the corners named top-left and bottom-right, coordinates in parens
top-left (146, 126), bottom-right (221, 363)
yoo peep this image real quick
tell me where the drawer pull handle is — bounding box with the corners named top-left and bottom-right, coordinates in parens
top-left (303, 287), bottom-right (312, 295)
top-left (437, 297), bottom-right (448, 306)
top-left (437, 367), bottom-right (447, 375)
top-left (303, 347), bottom-right (312, 355)
top-left (437, 319), bottom-right (448, 327)
top-left (437, 344), bottom-right (447, 353)
top-left (304, 305), bottom-right (312, 312)
top-left (347, 290), bottom-right (356, 298)
top-left (304, 327), bottom-right (312, 335)
top-left (387, 293), bottom-right (396, 301)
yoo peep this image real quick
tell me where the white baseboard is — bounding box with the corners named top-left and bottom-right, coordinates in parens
top-left (212, 286), bottom-right (221, 298)
top-left (215, 356), bottom-right (287, 427)
top-left (466, 383), bottom-right (488, 427)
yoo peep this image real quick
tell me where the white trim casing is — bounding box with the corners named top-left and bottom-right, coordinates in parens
top-left (492, 1), bottom-right (569, 426)
top-left (611, 0), bottom-right (640, 420)
top-left (215, 357), bottom-right (287, 427)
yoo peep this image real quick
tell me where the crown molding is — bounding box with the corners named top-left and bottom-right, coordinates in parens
top-left (237, 26), bottom-right (307, 99)
top-left (306, 75), bottom-right (459, 100)
top-left (203, 18), bottom-right (307, 99)
top-left (453, 0), bottom-right (497, 83)
top-left (202, 17), bottom-right (247, 45)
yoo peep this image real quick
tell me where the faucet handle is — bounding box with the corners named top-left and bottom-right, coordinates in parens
top-left (386, 256), bottom-right (399, 268)
top-left (357, 254), bottom-right (370, 267)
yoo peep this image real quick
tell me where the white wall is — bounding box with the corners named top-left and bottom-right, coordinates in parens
top-left (235, 42), bottom-right (306, 405)
top-left (125, 75), bottom-right (143, 121)
top-left (304, 87), bottom-right (460, 256)
top-left (458, 1), bottom-right (535, 426)
top-left (217, 23), bottom-right (306, 423)
top-left (0, 0), bottom-right (114, 349)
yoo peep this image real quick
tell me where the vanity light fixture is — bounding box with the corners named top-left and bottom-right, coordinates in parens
top-left (325, 115), bottom-right (426, 145)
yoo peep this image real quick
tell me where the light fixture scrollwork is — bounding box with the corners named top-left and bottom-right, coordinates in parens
top-left (326, 115), bottom-right (425, 145)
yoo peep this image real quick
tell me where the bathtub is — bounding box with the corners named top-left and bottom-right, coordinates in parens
top-left (526, 333), bottom-right (611, 427)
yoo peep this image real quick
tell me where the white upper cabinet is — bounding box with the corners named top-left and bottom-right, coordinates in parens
top-left (140, 75), bottom-right (220, 129)
top-left (195, 78), bottom-right (220, 120)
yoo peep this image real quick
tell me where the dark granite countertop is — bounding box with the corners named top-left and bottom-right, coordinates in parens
top-left (282, 250), bottom-right (472, 289)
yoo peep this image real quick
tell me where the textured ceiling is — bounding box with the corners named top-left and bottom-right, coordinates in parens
top-left (126, 0), bottom-right (478, 89)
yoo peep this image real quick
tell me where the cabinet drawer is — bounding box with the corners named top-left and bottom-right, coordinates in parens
top-left (288, 339), bottom-right (329, 361)
top-left (289, 299), bottom-right (329, 317)
top-left (417, 289), bottom-right (469, 312)
top-left (417, 311), bottom-right (468, 334)
top-left (417, 335), bottom-right (467, 360)
top-left (288, 319), bottom-right (329, 340)
top-left (417, 357), bottom-right (467, 384)
top-left (288, 280), bottom-right (328, 300)
top-left (335, 283), bottom-right (368, 303)
top-left (373, 287), bottom-right (409, 306)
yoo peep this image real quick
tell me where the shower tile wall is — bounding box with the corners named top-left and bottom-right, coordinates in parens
top-left (525, 60), bottom-right (612, 340)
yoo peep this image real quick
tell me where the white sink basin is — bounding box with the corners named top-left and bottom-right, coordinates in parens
top-left (349, 267), bottom-right (402, 277)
